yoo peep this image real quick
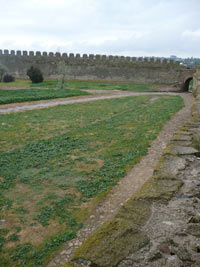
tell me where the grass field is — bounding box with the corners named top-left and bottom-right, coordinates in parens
top-left (0, 80), bottom-right (89, 105)
top-left (0, 79), bottom-right (157, 105)
top-left (0, 95), bottom-right (184, 266)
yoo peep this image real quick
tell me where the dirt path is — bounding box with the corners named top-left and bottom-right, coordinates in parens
top-left (46, 93), bottom-right (194, 266)
top-left (0, 91), bottom-right (184, 114)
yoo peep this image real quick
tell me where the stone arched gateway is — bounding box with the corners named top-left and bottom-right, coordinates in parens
top-left (183, 77), bottom-right (193, 92)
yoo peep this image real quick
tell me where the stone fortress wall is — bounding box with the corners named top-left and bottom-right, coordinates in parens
top-left (0, 49), bottom-right (195, 91)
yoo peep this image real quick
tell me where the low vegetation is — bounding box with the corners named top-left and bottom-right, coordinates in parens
top-left (65, 80), bottom-right (155, 91)
top-left (0, 87), bottom-right (89, 105)
top-left (0, 95), bottom-right (184, 266)
top-left (0, 79), bottom-right (158, 105)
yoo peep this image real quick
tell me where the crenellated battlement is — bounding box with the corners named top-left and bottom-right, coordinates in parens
top-left (0, 49), bottom-right (179, 65)
top-left (0, 49), bottom-right (194, 91)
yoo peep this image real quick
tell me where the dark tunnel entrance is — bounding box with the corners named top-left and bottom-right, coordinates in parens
top-left (183, 77), bottom-right (193, 92)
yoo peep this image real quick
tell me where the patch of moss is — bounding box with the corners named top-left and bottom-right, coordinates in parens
top-left (73, 200), bottom-right (151, 266)
top-left (116, 199), bottom-right (151, 224)
top-left (134, 175), bottom-right (183, 201)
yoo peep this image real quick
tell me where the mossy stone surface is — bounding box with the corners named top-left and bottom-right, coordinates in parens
top-left (134, 176), bottom-right (183, 201)
top-left (116, 199), bottom-right (152, 224)
top-left (73, 200), bottom-right (151, 266)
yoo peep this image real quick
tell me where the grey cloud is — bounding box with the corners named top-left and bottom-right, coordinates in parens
top-left (0, 0), bottom-right (199, 57)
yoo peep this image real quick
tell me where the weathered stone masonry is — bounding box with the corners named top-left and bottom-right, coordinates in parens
top-left (0, 49), bottom-right (195, 91)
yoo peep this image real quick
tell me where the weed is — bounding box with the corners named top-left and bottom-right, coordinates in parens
top-left (0, 228), bottom-right (9, 235)
top-left (8, 233), bottom-right (19, 242)
top-left (15, 207), bottom-right (29, 215)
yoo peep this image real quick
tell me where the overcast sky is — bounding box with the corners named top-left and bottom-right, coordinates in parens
top-left (0, 0), bottom-right (199, 58)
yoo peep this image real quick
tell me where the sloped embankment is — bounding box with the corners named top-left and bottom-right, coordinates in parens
top-left (66, 94), bottom-right (200, 266)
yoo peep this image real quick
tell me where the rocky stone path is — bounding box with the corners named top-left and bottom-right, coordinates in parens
top-left (46, 93), bottom-right (194, 266)
top-left (0, 90), bottom-right (183, 114)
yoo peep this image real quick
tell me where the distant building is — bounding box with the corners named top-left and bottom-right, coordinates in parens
top-left (170, 55), bottom-right (177, 60)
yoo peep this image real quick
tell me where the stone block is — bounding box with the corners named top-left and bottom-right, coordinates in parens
top-left (83, 54), bottom-right (88, 59)
top-left (36, 51), bottom-right (41, 56)
top-left (69, 53), bottom-right (74, 58)
top-left (29, 51), bottom-right (34, 56)
top-left (120, 56), bottom-right (125, 62)
top-left (89, 54), bottom-right (94, 60)
top-left (95, 54), bottom-right (101, 60)
top-left (55, 52), bottom-right (61, 57)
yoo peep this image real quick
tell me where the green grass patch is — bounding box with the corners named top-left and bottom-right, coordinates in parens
top-left (0, 79), bottom-right (158, 105)
top-left (0, 95), bottom-right (184, 266)
top-left (66, 80), bottom-right (156, 92)
top-left (0, 81), bottom-right (88, 105)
